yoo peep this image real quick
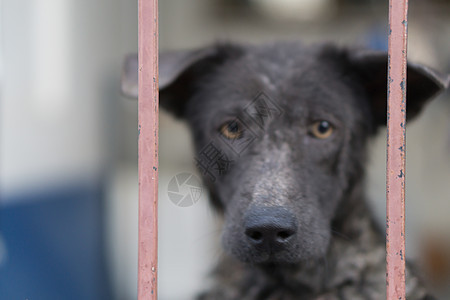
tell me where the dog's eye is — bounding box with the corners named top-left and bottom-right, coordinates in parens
top-left (310, 121), bottom-right (334, 139)
top-left (219, 120), bottom-right (243, 139)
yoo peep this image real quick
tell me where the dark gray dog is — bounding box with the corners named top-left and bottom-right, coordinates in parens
top-left (123, 41), bottom-right (449, 299)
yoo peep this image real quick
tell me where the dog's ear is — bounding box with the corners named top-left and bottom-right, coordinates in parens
top-left (159, 45), bottom-right (245, 118)
top-left (121, 44), bottom-right (244, 118)
top-left (349, 50), bottom-right (449, 127)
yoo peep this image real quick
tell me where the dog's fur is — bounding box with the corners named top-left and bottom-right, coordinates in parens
top-left (123, 41), bottom-right (449, 299)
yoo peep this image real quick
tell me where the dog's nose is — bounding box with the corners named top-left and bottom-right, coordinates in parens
top-left (244, 207), bottom-right (297, 248)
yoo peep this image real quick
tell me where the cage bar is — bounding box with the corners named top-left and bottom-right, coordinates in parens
top-left (386, 0), bottom-right (408, 299)
top-left (137, 0), bottom-right (159, 299)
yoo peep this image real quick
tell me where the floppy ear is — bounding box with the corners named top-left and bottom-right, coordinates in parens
top-left (121, 44), bottom-right (244, 118)
top-left (349, 50), bottom-right (449, 127)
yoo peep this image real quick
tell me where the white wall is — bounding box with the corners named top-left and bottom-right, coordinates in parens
top-left (0, 0), bottom-right (137, 200)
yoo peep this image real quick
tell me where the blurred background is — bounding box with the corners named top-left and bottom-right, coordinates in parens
top-left (1, 0), bottom-right (449, 299)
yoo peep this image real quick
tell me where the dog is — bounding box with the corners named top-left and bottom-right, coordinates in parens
top-left (122, 41), bottom-right (449, 299)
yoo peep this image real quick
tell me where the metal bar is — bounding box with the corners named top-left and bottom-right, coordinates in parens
top-left (386, 0), bottom-right (408, 299)
top-left (138, 0), bottom-right (159, 299)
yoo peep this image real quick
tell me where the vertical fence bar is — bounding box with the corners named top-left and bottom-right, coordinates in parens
top-left (138, 0), bottom-right (159, 299)
top-left (386, 0), bottom-right (408, 299)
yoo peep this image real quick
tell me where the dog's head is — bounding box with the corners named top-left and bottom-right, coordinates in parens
top-left (123, 42), bottom-right (448, 264)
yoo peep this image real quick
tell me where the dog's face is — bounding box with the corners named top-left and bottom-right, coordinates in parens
top-left (123, 42), bottom-right (447, 265)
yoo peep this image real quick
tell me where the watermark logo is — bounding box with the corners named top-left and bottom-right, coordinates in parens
top-left (218, 117), bottom-right (258, 156)
top-left (193, 91), bottom-right (282, 183)
top-left (195, 142), bottom-right (234, 183)
top-left (167, 173), bottom-right (203, 207)
top-left (244, 91), bottom-right (283, 129)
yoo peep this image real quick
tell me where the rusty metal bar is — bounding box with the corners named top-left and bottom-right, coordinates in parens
top-left (386, 0), bottom-right (408, 299)
top-left (138, 0), bottom-right (159, 299)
